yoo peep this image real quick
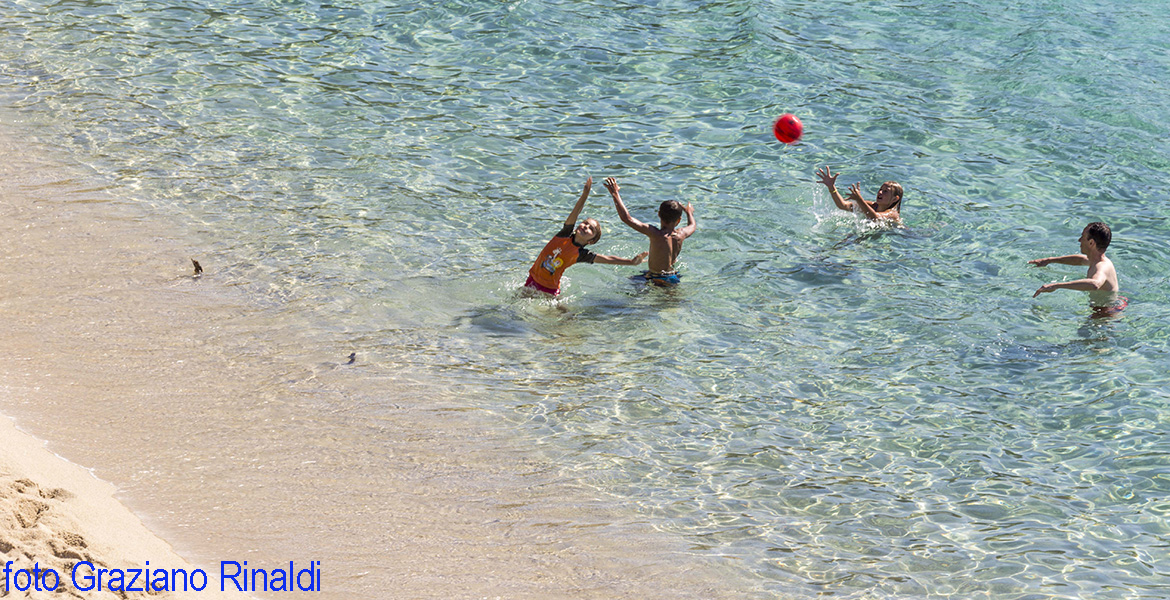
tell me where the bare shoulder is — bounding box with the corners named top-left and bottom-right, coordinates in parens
top-left (1093, 255), bottom-right (1120, 289)
top-left (1104, 256), bottom-right (1119, 278)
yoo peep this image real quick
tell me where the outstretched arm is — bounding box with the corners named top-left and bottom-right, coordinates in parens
top-left (593, 251), bottom-right (649, 266)
top-left (1028, 254), bottom-right (1089, 267)
top-left (847, 183), bottom-right (881, 220)
top-left (603, 177), bottom-right (655, 235)
top-left (816, 166), bottom-right (854, 212)
top-left (1034, 271), bottom-right (1110, 298)
top-left (563, 177), bottom-right (593, 227)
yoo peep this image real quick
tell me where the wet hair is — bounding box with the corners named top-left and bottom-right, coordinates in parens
top-left (884, 181), bottom-right (904, 209)
top-left (581, 217), bottom-right (602, 244)
top-left (658, 200), bottom-right (684, 225)
top-left (1085, 221), bottom-right (1111, 251)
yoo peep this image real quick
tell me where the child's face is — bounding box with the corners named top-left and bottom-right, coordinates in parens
top-left (875, 183), bottom-right (900, 209)
top-left (574, 220), bottom-right (600, 245)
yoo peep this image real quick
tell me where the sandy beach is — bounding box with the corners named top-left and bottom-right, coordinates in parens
top-left (0, 415), bottom-right (254, 599)
top-left (6, 0), bottom-right (1169, 596)
top-left (0, 122), bottom-right (251, 599)
top-left (0, 116), bottom-right (748, 598)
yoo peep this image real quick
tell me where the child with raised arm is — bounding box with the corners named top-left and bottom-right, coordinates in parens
top-left (524, 177), bottom-right (648, 297)
top-left (816, 166), bottom-right (903, 223)
top-left (1030, 222), bottom-right (1123, 315)
top-left (602, 177), bottom-right (696, 286)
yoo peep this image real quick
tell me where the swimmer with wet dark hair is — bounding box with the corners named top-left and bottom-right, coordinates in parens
top-left (1030, 221), bottom-right (1124, 316)
top-left (603, 177), bottom-right (696, 286)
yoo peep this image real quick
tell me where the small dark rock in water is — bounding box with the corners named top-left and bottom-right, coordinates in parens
top-left (192, 259), bottom-right (203, 276)
top-left (346, 352), bottom-right (356, 365)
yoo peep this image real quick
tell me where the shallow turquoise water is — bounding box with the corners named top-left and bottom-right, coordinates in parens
top-left (3, 0), bottom-right (1170, 597)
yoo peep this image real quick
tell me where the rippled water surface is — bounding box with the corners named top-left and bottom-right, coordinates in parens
top-left (2, 0), bottom-right (1170, 597)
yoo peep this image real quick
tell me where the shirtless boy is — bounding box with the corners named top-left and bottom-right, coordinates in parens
top-left (1030, 222), bottom-right (1121, 313)
top-left (602, 177), bottom-right (696, 286)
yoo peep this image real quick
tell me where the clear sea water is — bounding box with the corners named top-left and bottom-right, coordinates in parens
top-left (2, 0), bottom-right (1170, 598)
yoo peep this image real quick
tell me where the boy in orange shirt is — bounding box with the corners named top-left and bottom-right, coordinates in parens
top-left (524, 177), bottom-right (648, 296)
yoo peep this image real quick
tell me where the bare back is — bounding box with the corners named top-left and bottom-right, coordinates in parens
top-left (645, 226), bottom-right (686, 273)
top-left (602, 177), bottom-right (696, 274)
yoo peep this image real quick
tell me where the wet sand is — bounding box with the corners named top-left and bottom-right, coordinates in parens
top-left (0, 126), bottom-right (753, 598)
top-left (0, 415), bottom-right (253, 599)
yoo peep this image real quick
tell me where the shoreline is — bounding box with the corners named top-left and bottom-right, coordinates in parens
top-left (0, 414), bottom-right (254, 600)
top-left (0, 115), bottom-right (754, 598)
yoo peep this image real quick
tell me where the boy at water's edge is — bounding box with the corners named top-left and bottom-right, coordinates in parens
top-left (602, 177), bottom-right (696, 286)
top-left (816, 166), bottom-right (903, 223)
top-left (1030, 222), bottom-right (1123, 314)
top-left (524, 177), bottom-right (648, 296)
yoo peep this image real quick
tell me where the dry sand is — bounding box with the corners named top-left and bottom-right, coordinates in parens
top-left (0, 415), bottom-right (252, 599)
top-left (0, 120), bottom-right (753, 599)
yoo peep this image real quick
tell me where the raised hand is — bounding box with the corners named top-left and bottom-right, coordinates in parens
top-left (847, 183), bottom-right (865, 202)
top-left (816, 166), bottom-right (839, 189)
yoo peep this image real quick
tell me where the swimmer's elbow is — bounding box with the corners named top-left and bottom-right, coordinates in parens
top-left (1084, 277), bottom-right (1108, 291)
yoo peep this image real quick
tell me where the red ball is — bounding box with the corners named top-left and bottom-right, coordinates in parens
top-left (773, 113), bottom-right (803, 144)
